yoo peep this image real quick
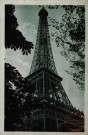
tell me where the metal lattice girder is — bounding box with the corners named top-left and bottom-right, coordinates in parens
top-left (30, 8), bottom-right (57, 75)
top-left (27, 68), bottom-right (72, 107)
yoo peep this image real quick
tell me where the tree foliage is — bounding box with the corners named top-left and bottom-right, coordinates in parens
top-left (5, 5), bottom-right (33, 55)
top-left (5, 5), bottom-right (34, 130)
top-left (5, 63), bottom-right (35, 131)
top-left (48, 5), bottom-right (85, 90)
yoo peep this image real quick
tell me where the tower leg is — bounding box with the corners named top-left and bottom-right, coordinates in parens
top-left (56, 119), bottom-right (59, 131)
top-left (44, 117), bottom-right (46, 131)
top-left (43, 110), bottom-right (46, 131)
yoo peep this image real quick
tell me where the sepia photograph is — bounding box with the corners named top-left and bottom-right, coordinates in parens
top-left (1, 0), bottom-right (88, 134)
top-left (4, 4), bottom-right (85, 132)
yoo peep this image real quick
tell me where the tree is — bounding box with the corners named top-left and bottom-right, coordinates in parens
top-left (48, 5), bottom-right (85, 90)
top-left (5, 5), bottom-right (33, 55)
top-left (5, 5), bottom-right (35, 130)
top-left (5, 63), bottom-right (35, 131)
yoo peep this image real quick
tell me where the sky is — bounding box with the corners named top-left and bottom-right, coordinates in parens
top-left (5, 5), bottom-right (84, 112)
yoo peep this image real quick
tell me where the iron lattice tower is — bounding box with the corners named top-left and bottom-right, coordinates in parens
top-left (29, 7), bottom-right (72, 106)
top-left (26, 8), bottom-right (83, 132)
top-left (30, 7), bottom-right (57, 75)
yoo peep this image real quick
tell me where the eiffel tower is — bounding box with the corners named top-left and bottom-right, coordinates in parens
top-left (26, 7), bottom-right (84, 131)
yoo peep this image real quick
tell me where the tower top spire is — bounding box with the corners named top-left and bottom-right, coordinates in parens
top-left (39, 7), bottom-right (48, 19)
